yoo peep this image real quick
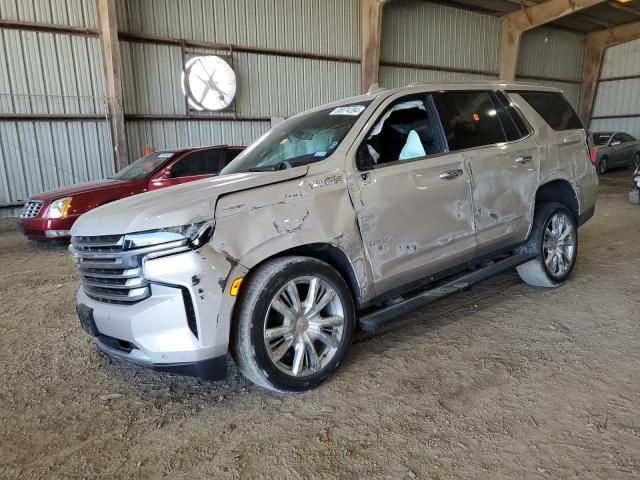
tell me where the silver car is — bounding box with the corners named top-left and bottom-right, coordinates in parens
top-left (592, 131), bottom-right (640, 174)
top-left (69, 82), bottom-right (598, 392)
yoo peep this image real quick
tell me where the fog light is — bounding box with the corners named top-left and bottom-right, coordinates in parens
top-left (45, 229), bottom-right (71, 238)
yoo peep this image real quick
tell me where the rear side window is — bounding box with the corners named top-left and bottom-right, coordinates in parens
top-left (432, 91), bottom-right (506, 151)
top-left (515, 91), bottom-right (583, 131)
top-left (492, 91), bottom-right (530, 141)
top-left (171, 149), bottom-right (223, 177)
top-left (620, 133), bottom-right (636, 142)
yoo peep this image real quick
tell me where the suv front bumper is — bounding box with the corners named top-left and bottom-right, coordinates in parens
top-left (75, 245), bottom-right (247, 380)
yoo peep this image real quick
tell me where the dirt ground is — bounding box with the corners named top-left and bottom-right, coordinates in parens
top-left (1, 171), bottom-right (639, 479)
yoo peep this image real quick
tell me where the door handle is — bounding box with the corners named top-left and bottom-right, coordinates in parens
top-left (515, 155), bottom-right (533, 164)
top-left (439, 169), bottom-right (463, 180)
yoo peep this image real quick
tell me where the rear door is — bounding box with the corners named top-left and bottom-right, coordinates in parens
top-left (350, 93), bottom-right (476, 294)
top-left (432, 90), bottom-right (540, 256)
top-left (609, 134), bottom-right (626, 167)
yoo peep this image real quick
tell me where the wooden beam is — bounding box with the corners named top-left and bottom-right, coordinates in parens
top-left (361, 0), bottom-right (391, 93)
top-left (607, 1), bottom-right (640, 18)
top-left (97, 0), bottom-right (128, 171)
top-left (579, 21), bottom-right (640, 125)
top-left (500, 0), bottom-right (607, 80)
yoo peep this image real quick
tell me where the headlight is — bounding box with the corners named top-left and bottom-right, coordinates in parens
top-left (46, 197), bottom-right (72, 219)
top-left (122, 221), bottom-right (215, 251)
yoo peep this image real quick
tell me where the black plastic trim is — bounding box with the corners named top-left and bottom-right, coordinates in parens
top-left (359, 252), bottom-right (536, 332)
top-left (578, 206), bottom-right (595, 227)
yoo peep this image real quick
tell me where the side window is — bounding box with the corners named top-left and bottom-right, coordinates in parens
top-left (171, 149), bottom-right (222, 177)
top-left (493, 91), bottom-right (530, 141)
top-left (515, 91), bottom-right (583, 131)
top-left (610, 134), bottom-right (622, 145)
top-left (620, 133), bottom-right (635, 143)
top-left (433, 91), bottom-right (507, 151)
top-left (358, 94), bottom-right (446, 169)
top-left (225, 148), bottom-right (243, 167)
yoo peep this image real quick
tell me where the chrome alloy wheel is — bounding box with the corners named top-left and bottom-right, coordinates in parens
top-left (263, 276), bottom-right (345, 377)
top-left (543, 212), bottom-right (576, 278)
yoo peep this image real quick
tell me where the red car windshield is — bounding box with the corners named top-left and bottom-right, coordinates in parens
top-left (112, 152), bottom-right (176, 180)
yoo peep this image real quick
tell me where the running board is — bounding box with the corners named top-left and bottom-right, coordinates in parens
top-left (358, 253), bottom-right (535, 332)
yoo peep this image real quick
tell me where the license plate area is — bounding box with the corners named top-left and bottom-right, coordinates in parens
top-left (77, 303), bottom-right (99, 336)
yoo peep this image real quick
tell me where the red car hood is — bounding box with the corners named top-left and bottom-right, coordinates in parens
top-left (30, 179), bottom-right (134, 202)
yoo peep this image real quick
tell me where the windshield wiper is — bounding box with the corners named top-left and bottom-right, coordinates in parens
top-left (247, 161), bottom-right (293, 172)
top-left (247, 166), bottom-right (277, 172)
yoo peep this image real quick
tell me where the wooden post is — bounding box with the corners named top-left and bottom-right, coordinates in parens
top-left (579, 21), bottom-right (640, 126)
top-left (97, 0), bottom-right (128, 171)
top-left (499, 18), bottom-right (522, 82)
top-left (499, 0), bottom-right (607, 80)
top-left (361, 0), bottom-right (390, 93)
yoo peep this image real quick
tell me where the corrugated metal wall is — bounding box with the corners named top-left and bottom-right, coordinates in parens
top-left (126, 120), bottom-right (269, 157)
top-left (0, 4), bottom-right (114, 209)
top-left (591, 38), bottom-right (640, 138)
top-left (516, 27), bottom-right (584, 109)
top-left (116, 0), bottom-right (359, 58)
top-left (379, 3), bottom-right (583, 111)
top-left (118, 0), bottom-right (361, 160)
top-left (0, 0), bottom-right (97, 28)
top-left (120, 43), bottom-right (360, 118)
top-left (380, 0), bottom-right (499, 88)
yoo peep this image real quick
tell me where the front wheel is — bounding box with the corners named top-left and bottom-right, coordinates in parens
top-left (231, 256), bottom-right (355, 392)
top-left (516, 203), bottom-right (578, 288)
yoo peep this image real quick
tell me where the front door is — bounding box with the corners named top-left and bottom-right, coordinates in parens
top-left (350, 94), bottom-right (476, 295)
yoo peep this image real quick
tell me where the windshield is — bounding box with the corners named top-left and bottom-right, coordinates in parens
top-left (593, 133), bottom-right (612, 146)
top-left (221, 101), bottom-right (371, 174)
top-left (112, 151), bottom-right (176, 180)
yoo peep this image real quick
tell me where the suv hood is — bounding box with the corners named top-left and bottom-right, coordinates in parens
top-left (71, 167), bottom-right (308, 237)
top-left (31, 179), bottom-right (131, 201)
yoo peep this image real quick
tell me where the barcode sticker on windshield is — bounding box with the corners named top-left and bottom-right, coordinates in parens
top-left (329, 105), bottom-right (366, 116)
top-left (158, 153), bottom-right (174, 158)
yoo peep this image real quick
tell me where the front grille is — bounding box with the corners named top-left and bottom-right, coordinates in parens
top-left (20, 200), bottom-right (44, 219)
top-left (70, 235), bottom-right (151, 304)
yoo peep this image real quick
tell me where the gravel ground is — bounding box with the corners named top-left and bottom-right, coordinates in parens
top-left (1, 171), bottom-right (639, 479)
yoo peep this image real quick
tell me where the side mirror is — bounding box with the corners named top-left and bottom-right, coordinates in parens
top-left (611, 140), bottom-right (621, 146)
top-left (356, 143), bottom-right (374, 171)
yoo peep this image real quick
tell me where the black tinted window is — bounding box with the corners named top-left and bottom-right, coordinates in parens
top-left (516, 91), bottom-right (583, 131)
top-left (493, 91), bottom-right (530, 141)
top-left (620, 133), bottom-right (635, 143)
top-left (172, 149), bottom-right (222, 177)
top-left (433, 91), bottom-right (506, 151)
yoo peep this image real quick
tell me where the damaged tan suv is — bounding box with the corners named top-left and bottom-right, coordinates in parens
top-left (70, 82), bottom-right (598, 392)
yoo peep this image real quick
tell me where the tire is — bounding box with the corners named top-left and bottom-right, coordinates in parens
top-left (634, 152), bottom-right (640, 170)
top-left (515, 202), bottom-right (578, 288)
top-left (231, 256), bottom-right (356, 393)
top-left (597, 157), bottom-right (608, 175)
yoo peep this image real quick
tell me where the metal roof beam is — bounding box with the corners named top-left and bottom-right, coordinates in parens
top-left (580, 20), bottom-right (640, 125)
top-left (500, 0), bottom-right (607, 80)
top-left (607, 1), bottom-right (640, 17)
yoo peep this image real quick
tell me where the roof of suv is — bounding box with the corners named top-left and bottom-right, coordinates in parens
top-left (301, 80), bottom-right (563, 117)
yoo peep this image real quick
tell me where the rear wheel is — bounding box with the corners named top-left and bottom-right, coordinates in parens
top-left (598, 157), bottom-right (608, 175)
top-left (633, 152), bottom-right (640, 169)
top-left (231, 256), bottom-right (355, 392)
top-left (516, 203), bottom-right (578, 288)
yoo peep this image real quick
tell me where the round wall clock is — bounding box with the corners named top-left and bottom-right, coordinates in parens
top-left (181, 55), bottom-right (237, 111)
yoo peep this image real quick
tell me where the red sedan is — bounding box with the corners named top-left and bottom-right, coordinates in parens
top-left (18, 144), bottom-right (244, 240)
